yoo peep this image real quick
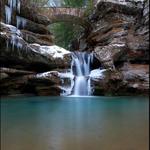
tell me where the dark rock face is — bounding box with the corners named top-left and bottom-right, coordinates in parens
top-left (78, 0), bottom-right (149, 96)
top-left (0, 0), bottom-right (149, 96)
top-left (92, 63), bottom-right (149, 96)
top-left (0, 68), bottom-right (61, 96)
top-left (21, 30), bottom-right (53, 46)
top-left (0, 1), bottom-right (71, 96)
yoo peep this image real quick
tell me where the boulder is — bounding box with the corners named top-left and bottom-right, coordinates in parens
top-left (0, 22), bottom-right (71, 71)
top-left (91, 63), bottom-right (149, 96)
top-left (94, 43), bottom-right (126, 69)
top-left (15, 18), bottom-right (51, 35)
top-left (0, 70), bottom-right (62, 96)
top-left (21, 30), bottom-right (53, 46)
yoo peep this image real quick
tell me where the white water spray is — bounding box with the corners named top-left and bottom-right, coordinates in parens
top-left (71, 52), bottom-right (92, 96)
top-left (59, 52), bottom-right (106, 96)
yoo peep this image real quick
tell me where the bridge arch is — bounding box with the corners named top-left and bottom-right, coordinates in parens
top-left (38, 7), bottom-right (92, 31)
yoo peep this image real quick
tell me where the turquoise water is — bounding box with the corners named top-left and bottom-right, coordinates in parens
top-left (1, 96), bottom-right (149, 150)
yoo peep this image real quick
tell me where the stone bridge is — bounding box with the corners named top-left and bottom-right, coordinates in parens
top-left (38, 7), bottom-right (92, 30)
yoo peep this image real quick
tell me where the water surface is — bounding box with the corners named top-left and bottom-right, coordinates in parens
top-left (1, 96), bottom-right (149, 150)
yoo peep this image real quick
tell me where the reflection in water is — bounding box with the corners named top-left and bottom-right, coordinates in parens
top-left (1, 96), bottom-right (149, 150)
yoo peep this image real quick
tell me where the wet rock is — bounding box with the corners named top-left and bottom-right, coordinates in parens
top-left (19, 6), bottom-right (50, 26)
top-left (91, 63), bottom-right (149, 96)
top-left (94, 44), bottom-right (126, 69)
top-left (21, 30), bottom-right (53, 46)
top-left (0, 22), bottom-right (71, 71)
top-left (0, 67), bottom-right (35, 76)
top-left (76, 0), bottom-right (149, 96)
top-left (0, 71), bottom-right (62, 96)
top-left (16, 18), bottom-right (51, 35)
top-left (0, 72), bottom-right (9, 79)
top-left (121, 63), bottom-right (149, 91)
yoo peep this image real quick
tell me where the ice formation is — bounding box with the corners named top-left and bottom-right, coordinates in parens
top-left (30, 44), bottom-right (71, 59)
top-left (5, 0), bottom-right (21, 24)
top-left (16, 16), bottom-right (27, 29)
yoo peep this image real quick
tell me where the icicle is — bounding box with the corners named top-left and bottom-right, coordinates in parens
top-left (3, 23), bottom-right (22, 36)
top-left (8, 0), bottom-right (20, 11)
top-left (5, 6), bottom-right (12, 24)
top-left (10, 35), bottom-right (23, 51)
top-left (16, 16), bottom-right (27, 29)
top-left (17, 41), bottom-right (22, 50)
top-left (6, 40), bottom-right (9, 50)
top-left (10, 35), bottom-right (17, 50)
top-left (8, 0), bottom-right (13, 9)
top-left (90, 52), bottom-right (94, 63)
top-left (17, 0), bottom-right (21, 13)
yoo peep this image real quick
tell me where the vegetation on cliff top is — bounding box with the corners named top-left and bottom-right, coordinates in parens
top-left (49, 0), bottom-right (94, 49)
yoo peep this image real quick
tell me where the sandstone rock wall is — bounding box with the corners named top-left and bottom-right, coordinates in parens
top-left (77, 0), bottom-right (149, 95)
top-left (0, 1), bottom-right (71, 96)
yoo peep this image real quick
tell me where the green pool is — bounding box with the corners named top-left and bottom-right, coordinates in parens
top-left (1, 96), bottom-right (149, 150)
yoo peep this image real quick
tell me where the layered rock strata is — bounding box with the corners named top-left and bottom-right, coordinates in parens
top-left (0, 1), bottom-right (71, 96)
top-left (77, 0), bottom-right (149, 95)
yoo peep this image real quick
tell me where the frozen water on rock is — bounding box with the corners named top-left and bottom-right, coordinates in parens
top-left (31, 44), bottom-right (71, 59)
top-left (8, 0), bottom-right (21, 12)
top-left (0, 32), bottom-right (7, 35)
top-left (59, 71), bottom-right (75, 96)
top-left (10, 35), bottom-right (17, 50)
top-left (5, 6), bottom-right (12, 24)
top-left (16, 16), bottom-right (27, 29)
top-left (17, 1), bottom-right (21, 13)
top-left (89, 69), bottom-right (107, 79)
top-left (9, 35), bottom-right (22, 50)
top-left (1, 22), bottom-right (22, 36)
top-left (58, 72), bottom-right (74, 79)
top-left (5, 0), bottom-right (21, 24)
top-left (36, 71), bottom-right (59, 78)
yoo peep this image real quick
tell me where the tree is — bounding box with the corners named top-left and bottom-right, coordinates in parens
top-left (49, 0), bottom-right (87, 49)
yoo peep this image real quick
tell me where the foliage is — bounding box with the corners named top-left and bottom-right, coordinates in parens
top-left (62, 0), bottom-right (86, 7)
top-left (84, 0), bottom-right (94, 17)
top-left (49, 0), bottom-right (94, 49)
top-left (49, 22), bottom-right (83, 49)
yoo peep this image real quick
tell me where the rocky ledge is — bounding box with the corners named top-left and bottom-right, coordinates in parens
top-left (76, 0), bottom-right (149, 95)
top-left (0, 0), bottom-right (71, 96)
top-left (0, 0), bottom-right (149, 96)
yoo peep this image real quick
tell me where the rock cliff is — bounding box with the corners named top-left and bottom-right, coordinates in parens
top-left (0, 0), bottom-right (71, 96)
top-left (0, 0), bottom-right (149, 96)
top-left (77, 0), bottom-right (149, 95)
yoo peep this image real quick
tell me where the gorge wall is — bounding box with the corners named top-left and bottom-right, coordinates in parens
top-left (76, 0), bottom-right (149, 95)
top-left (0, 0), bottom-right (71, 96)
top-left (0, 0), bottom-right (149, 96)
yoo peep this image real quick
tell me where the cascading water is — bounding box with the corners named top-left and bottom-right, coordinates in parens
top-left (59, 52), bottom-right (95, 96)
top-left (71, 52), bottom-right (92, 96)
top-left (59, 51), bottom-right (106, 96)
top-left (3, 1), bottom-right (105, 97)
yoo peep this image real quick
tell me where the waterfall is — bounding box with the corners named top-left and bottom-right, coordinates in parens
top-left (59, 52), bottom-right (93, 96)
top-left (59, 51), bottom-right (106, 96)
top-left (71, 52), bottom-right (92, 96)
